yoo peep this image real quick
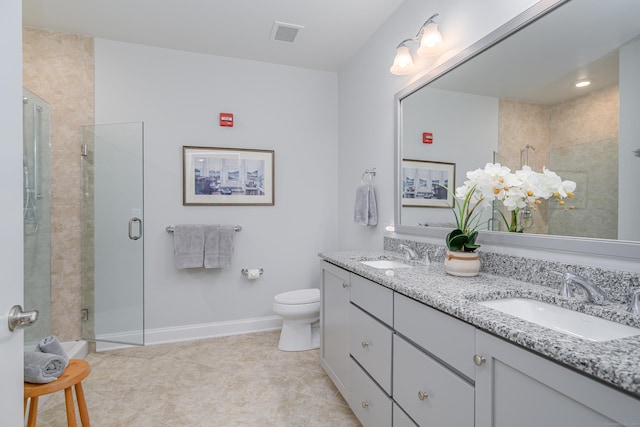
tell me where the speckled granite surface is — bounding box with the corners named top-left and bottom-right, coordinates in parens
top-left (318, 249), bottom-right (640, 398)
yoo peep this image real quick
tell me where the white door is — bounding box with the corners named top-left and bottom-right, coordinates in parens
top-left (1, 0), bottom-right (27, 425)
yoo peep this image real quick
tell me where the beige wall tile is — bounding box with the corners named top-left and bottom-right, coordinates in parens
top-left (23, 27), bottom-right (94, 341)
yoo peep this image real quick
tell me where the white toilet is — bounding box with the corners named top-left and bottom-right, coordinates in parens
top-left (272, 288), bottom-right (321, 351)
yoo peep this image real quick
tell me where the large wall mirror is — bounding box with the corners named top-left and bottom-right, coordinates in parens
top-left (394, 0), bottom-right (640, 260)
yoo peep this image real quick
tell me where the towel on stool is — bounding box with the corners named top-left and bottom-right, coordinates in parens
top-left (24, 351), bottom-right (66, 384)
top-left (174, 224), bottom-right (205, 269)
top-left (35, 335), bottom-right (69, 367)
top-left (354, 183), bottom-right (378, 226)
top-left (204, 225), bottom-right (235, 268)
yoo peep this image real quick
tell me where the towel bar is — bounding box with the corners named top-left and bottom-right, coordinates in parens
top-left (361, 168), bottom-right (376, 182)
top-left (166, 225), bottom-right (242, 233)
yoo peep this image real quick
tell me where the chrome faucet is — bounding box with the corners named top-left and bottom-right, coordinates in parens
top-left (559, 272), bottom-right (607, 305)
top-left (398, 244), bottom-right (419, 261)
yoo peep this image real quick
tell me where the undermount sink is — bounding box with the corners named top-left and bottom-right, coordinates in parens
top-left (478, 298), bottom-right (640, 342)
top-left (360, 259), bottom-right (413, 269)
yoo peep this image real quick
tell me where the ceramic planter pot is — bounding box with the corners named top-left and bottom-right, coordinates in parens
top-left (444, 250), bottom-right (481, 277)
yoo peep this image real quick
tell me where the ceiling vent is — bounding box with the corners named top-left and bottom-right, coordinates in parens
top-left (271, 21), bottom-right (304, 43)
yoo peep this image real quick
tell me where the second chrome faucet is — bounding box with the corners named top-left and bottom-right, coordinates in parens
top-left (559, 272), bottom-right (607, 305)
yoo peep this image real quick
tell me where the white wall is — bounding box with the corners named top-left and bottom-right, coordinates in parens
top-left (337, 0), bottom-right (540, 250)
top-left (95, 40), bottom-right (338, 339)
top-left (401, 87), bottom-right (498, 228)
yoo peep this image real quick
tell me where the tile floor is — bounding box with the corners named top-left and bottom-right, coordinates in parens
top-left (31, 330), bottom-right (361, 426)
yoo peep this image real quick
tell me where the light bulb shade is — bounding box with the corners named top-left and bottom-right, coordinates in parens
top-left (389, 45), bottom-right (415, 75)
top-left (417, 22), bottom-right (443, 57)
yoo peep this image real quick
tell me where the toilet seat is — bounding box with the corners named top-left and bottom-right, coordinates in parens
top-left (274, 288), bottom-right (320, 305)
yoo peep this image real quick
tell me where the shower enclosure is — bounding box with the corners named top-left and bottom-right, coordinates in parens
top-left (81, 122), bottom-right (145, 347)
top-left (22, 88), bottom-right (52, 348)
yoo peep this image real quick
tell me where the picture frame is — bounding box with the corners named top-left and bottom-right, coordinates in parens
top-left (401, 159), bottom-right (455, 208)
top-left (183, 146), bottom-right (274, 206)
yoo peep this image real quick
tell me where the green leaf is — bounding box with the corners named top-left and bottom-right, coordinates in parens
top-left (448, 233), bottom-right (468, 252)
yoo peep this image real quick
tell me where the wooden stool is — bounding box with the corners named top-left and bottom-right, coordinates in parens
top-left (24, 359), bottom-right (91, 427)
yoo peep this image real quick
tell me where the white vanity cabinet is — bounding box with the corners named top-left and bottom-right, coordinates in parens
top-left (394, 293), bottom-right (476, 380)
top-left (348, 273), bottom-right (394, 426)
top-left (319, 261), bottom-right (640, 427)
top-left (475, 330), bottom-right (640, 427)
top-left (320, 261), bottom-right (351, 394)
top-left (393, 293), bottom-right (475, 426)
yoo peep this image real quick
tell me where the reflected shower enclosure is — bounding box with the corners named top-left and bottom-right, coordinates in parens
top-left (22, 88), bottom-right (52, 347)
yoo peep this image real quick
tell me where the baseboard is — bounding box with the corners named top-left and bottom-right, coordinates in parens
top-left (95, 315), bottom-right (282, 352)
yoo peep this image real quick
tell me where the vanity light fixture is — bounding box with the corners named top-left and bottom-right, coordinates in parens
top-left (575, 79), bottom-right (591, 88)
top-left (390, 13), bottom-right (443, 75)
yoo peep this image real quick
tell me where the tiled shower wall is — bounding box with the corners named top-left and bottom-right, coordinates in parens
top-left (22, 28), bottom-right (94, 341)
top-left (498, 85), bottom-right (618, 239)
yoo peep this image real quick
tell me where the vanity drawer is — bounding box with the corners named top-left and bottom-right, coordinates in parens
top-left (349, 303), bottom-right (393, 394)
top-left (347, 357), bottom-right (392, 427)
top-left (350, 274), bottom-right (393, 326)
top-left (393, 334), bottom-right (474, 427)
top-left (393, 403), bottom-right (418, 427)
top-left (394, 293), bottom-right (475, 379)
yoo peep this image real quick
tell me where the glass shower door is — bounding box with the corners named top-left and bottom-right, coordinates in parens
top-left (22, 88), bottom-right (52, 347)
top-left (81, 122), bottom-right (144, 346)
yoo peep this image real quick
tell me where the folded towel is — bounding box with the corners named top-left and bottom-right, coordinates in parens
top-left (174, 224), bottom-right (204, 269)
top-left (354, 183), bottom-right (378, 226)
top-left (204, 225), bottom-right (235, 268)
top-left (24, 351), bottom-right (66, 384)
top-left (35, 335), bottom-right (69, 367)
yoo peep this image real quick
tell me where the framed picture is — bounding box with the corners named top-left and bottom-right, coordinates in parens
top-left (401, 159), bottom-right (455, 208)
top-left (183, 146), bottom-right (274, 206)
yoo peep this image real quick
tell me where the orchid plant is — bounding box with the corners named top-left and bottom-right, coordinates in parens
top-left (443, 184), bottom-right (483, 253)
top-left (456, 163), bottom-right (576, 233)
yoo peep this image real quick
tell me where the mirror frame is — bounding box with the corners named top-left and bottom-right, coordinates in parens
top-left (393, 0), bottom-right (640, 262)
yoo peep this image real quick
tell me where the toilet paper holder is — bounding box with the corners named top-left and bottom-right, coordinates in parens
top-left (241, 268), bottom-right (264, 278)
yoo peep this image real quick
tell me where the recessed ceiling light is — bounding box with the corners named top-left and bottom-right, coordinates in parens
top-left (575, 79), bottom-right (591, 88)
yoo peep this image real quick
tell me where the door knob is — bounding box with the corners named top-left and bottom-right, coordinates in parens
top-left (473, 354), bottom-right (486, 366)
top-left (8, 305), bottom-right (39, 331)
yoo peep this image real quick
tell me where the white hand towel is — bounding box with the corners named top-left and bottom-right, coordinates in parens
top-left (173, 224), bottom-right (204, 269)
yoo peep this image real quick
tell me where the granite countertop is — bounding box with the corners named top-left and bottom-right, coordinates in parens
top-left (318, 250), bottom-right (640, 398)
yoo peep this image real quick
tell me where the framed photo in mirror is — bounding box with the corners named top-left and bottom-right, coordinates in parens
top-left (183, 146), bottom-right (274, 206)
top-left (401, 159), bottom-right (455, 208)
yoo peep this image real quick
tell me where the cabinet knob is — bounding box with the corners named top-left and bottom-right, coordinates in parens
top-left (361, 340), bottom-right (369, 349)
top-left (361, 401), bottom-right (370, 409)
top-left (473, 354), bottom-right (486, 366)
top-left (342, 282), bottom-right (349, 288)
top-left (417, 391), bottom-right (428, 401)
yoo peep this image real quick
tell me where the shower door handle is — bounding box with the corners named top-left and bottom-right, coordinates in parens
top-left (8, 305), bottom-right (39, 331)
top-left (128, 217), bottom-right (142, 240)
